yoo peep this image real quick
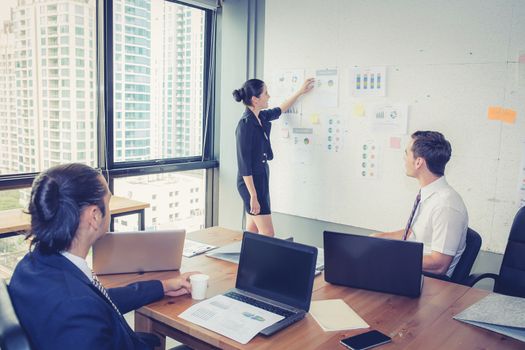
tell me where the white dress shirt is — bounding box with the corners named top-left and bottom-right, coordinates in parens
top-left (61, 251), bottom-right (93, 282)
top-left (407, 176), bottom-right (468, 277)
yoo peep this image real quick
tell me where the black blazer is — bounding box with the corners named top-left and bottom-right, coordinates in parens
top-left (235, 107), bottom-right (281, 176)
top-left (9, 250), bottom-right (165, 350)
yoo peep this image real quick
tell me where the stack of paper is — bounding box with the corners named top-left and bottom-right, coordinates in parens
top-left (454, 293), bottom-right (525, 342)
top-left (310, 299), bottom-right (369, 331)
top-left (179, 295), bottom-right (283, 344)
top-left (205, 240), bottom-right (242, 263)
top-left (206, 241), bottom-right (325, 275)
top-left (183, 239), bottom-right (216, 258)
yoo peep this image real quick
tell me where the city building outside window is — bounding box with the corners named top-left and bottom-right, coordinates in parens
top-left (0, 0), bottom-right (97, 278)
top-left (111, 0), bottom-right (207, 234)
top-left (0, 0), bottom-right (211, 278)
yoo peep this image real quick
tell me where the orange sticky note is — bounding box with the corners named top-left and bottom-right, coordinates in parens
top-left (488, 106), bottom-right (517, 124)
top-left (499, 109), bottom-right (517, 124)
top-left (487, 106), bottom-right (502, 120)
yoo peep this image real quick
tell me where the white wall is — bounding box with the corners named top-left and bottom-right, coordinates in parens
top-left (216, 0), bottom-right (511, 290)
top-left (263, 0), bottom-right (525, 254)
top-left (217, 0), bottom-right (251, 230)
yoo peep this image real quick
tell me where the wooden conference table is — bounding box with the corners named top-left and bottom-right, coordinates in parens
top-left (0, 196), bottom-right (149, 238)
top-left (101, 227), bottom-right (523, 350)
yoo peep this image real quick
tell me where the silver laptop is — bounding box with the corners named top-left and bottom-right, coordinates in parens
top-left (93, 229), bottom-right (185, 275)
top-left (223, 232), bottom-right (318, 336)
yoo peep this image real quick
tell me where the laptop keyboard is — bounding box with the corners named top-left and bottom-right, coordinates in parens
top-left (224, 291), bottom-right (294, 318)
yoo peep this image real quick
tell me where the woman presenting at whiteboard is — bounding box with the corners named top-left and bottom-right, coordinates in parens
top-left (233, 78), bottom-right (314, 236)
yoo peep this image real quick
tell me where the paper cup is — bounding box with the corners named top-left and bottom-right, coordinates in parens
top-left (190, 274), bottom-right (209, 300)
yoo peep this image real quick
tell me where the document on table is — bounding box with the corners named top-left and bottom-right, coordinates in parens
top-left (310, 299), bottom-right (369, 331)
top-left (454, 293), bottom-right (525, 342)
top-left (207, 241), bottom-right (325, 275)
top-left (183, 239), bottom-right (216, 257)
top-left (205, 240), bottom-right (242, 263)
top-left (179, 295), bottom-right (284, 344)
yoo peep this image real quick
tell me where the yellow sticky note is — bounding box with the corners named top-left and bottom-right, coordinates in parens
top-left (488, 106), bottom-right (517, 124)
top-left (352, 103), bottom-right (365, 117)
top-left (310, 114), bottom-right (320, 124)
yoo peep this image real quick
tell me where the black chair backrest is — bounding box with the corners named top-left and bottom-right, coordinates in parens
top-left (0, 279), bottom-right (32, 350)
top-left (494, 207), bottom-right (525, 297)
top-left (450, 227), bottom-right (482, 284)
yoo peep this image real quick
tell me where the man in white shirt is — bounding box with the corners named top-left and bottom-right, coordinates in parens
top-left (375, 131), bottom-right (468, 277)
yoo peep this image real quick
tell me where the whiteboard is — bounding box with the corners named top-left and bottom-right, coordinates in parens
top-left (264, 0), bottom-right (525, 253)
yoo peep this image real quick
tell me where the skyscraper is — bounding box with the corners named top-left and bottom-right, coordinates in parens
top-left (0, 0), bottom-right (97, 175)
top-left (113, 0), bottom-right (152, 161)
top-left (0, 21), bottom-right (17, 174)
top-left (151, 3), bottom-right (204, 159)
top-left (114, 0), bottom-right (204, 162)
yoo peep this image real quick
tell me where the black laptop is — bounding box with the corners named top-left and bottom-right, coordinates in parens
top-left (323, 231), bottom-right (424, 297)
top-left (223, 232), bottom-right (318, 336)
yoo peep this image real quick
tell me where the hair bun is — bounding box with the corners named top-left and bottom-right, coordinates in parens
top-left (35, 175), bottom-right (60, 221)
top-left (232, 88), bottom-right (244, 102)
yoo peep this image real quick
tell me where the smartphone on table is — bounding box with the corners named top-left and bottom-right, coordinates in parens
top-left (340, 330), bottom-right (392, 350)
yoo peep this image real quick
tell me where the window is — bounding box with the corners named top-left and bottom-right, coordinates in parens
top-left (1, 0), bottom-right (216, 280)
top-left (0, 189), bottom-right (30, 277)
top-left (112, 0), bottom-right (206, 163)
top-left (0, 0), bottom-right (98, 274)
top-left (113, 170), bottom-right (205, 232)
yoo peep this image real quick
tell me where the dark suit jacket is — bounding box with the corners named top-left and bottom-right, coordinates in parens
top-left (235, 107), bottom-right (281, 177)
top-left (8, 250), bottom-right (165, 350)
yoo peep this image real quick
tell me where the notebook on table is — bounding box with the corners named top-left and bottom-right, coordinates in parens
top-left (323, 231), bottom-right (424, 297)
top-left (183, 239), bottom-right (216, 257)
top-left (454, 293), bottom-right (525, 342)
top-left (223, 231), bottom-right (318, 336)
top-left (93, 229), bottom-right (185, 275)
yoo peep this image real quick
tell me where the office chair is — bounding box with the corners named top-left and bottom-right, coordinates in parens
top-left (423, 227), bottom-right (482, 286)
top-left (466, 207), bottom-right (525, 298)
top-left (0, 278), bottom-right (32, 350)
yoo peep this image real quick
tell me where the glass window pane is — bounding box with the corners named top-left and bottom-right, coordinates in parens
top-left (113, 170), bottom-right (205, 232)
top-left (113, 0), bottom-right (206, 162)
top-left (0, 188), bottom-right (31, 279)
top-left (0, 0), bottom-right (98, 176)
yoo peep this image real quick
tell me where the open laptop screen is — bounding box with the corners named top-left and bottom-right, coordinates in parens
top-left (236, 232), bottom-right (317, 311)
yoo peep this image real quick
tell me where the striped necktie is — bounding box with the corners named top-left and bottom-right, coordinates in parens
top-left (403, 191), bottom-right (421, 240)
top-left (91, 272), bottom-right (123, 317)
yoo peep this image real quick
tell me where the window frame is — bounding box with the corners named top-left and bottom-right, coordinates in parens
top-left (104, 0), bottom-right (217, 175)
top-left (0, 0), bottom-right (219, 217)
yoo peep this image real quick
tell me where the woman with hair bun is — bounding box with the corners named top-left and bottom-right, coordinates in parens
top-left (233, 78), bottom-right (314, 236)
